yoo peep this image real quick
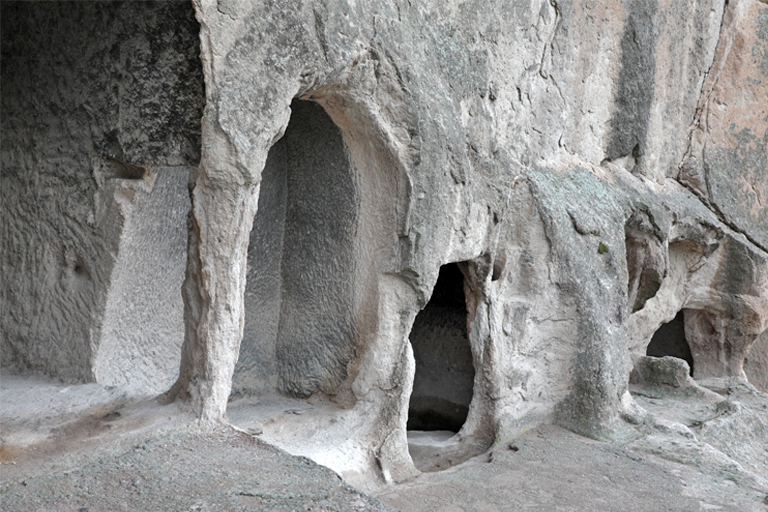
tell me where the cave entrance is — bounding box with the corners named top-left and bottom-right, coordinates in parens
top-left (230, 98), bottom-right (359, 404)
top-left (646, 310), bottom-right (695, 376)
top-left (225, 89), bottom-right (407, 484)
top-left (406, 263), bottom-right (475, 471)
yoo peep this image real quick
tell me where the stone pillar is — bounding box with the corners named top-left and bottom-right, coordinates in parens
top-left (166, 177), bottom-right (260, 424)
top-left (685, 305), bottom-right (765, 381)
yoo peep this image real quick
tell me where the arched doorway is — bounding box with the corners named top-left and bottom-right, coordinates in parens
top-left (232, 99), bottom-right (359, 399)
top-left (407, 262), bottom-right (476, 471)
top-left (646, 310), bottom-right (694, 376)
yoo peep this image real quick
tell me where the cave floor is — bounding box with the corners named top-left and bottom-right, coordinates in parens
top-left (2, 368), bottom-right (767, 511)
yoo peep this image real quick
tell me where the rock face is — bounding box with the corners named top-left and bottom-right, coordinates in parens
top-left (0, 1), bottom-right (203, 393)
top-left (680, 0), bottom-right (768, 250)
top-left (1, 0), bottom-right (767, 487)
top-left (744, 329), bottom-right (768, 392)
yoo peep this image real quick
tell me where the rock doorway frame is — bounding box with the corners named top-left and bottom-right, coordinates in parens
top-left (405, 262), bottom-right (481, 472)
top-left (220, 86), bottom-right (421, 488)
top-left (231, 98), bottom-right (360, 400)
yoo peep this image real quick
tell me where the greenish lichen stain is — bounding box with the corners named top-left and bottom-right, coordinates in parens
top-left (598, 242), bottom-right (608, 254)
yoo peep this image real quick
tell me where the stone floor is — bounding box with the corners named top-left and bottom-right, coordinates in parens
top-left (2, 368), bottom-right (767, 511)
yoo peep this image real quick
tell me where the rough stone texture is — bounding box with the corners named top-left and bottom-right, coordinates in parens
top-left (744, 329), bottom-right (768, 392)
top-left (164, 0), bottom-right (768, 484)
top-left (0, 1), bottom-right (203, 392)
top-left (2, 0), bottom-right (768, 493)
top-left (680, 0), bottom-right (768, 250)
top-left (626, 201), bottom-right (768, 382)
top-left (233, 100), bottom-right (359, 399)
top-left (374, 425), bottom-right (703, 512)
top-left (645, 312), bottom-right (694, 373)
top-left (627, 376), bottom-right (768, 499)
top-left (629, 356), bottom-right (711, 396)
top-left (626, 211), bottom-right (666, 314)
top-left (93, 169), bottom-right (191, 393)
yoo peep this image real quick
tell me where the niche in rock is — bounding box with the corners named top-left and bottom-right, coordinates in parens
top-left (647, 310), bottom-right (695, 376)
top-left (0, 0), bottom-right (201, 390)
top-left (408, 263), bottom-right (475, 432)
top-left (625, 213), bottom-right (665, 313)
top-left (233, 99), bottom-right (359, 398)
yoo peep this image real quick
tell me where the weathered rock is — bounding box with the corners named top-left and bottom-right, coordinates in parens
top-left (629, 377), bottom-right (768, 496)
top-left (745, 330), bottom-right (768, 392)
top-left (680, 0), bottom-right (768, 250)
top-left (2, 0), bottom-right (768, 491)
top-left (233, 100), bottom-right (360, 399)
top-left (645, 312), bottom-right (695, 372)
top-left (178, 0), bottom-right (768, 482)
top-left (0, 1), bottom-right (203, 392)
top-left (629, 355), bottom-right (723, 403)
top-left (630, 356), bottom-right (697, 390)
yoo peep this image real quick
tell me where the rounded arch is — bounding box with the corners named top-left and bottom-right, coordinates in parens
top-left (231, 81), bottom-right (413, 400)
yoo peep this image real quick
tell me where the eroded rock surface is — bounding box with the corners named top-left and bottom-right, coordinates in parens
top-left (1, 0), bottom-right (767, 493)
top-left (0, 0), bottom-right (203, 392)
top-left (183, 0), bottom-right (768, 483)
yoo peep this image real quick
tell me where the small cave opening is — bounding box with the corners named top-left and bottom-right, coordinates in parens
top-left (407, 263), bottom-right (475, 433)
top-left (646, 310), bottom-right (695, 376)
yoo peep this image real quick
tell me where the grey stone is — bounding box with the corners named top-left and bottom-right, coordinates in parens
top-left (745, 330), bottom-right (768, 393)
top-left (233, 100), bottom-right (359, 399)
top-left (2, 0), bottom-right (767, 493)
top-left (0, 0), bottom-right (202, 392)
top-left (630, 356), bottom-right (697, 390)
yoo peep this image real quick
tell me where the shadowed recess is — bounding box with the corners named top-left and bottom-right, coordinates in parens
top-left (647, 311), bottom-right (694, 376)
top-left (234, 99), bottom-right (359, 398)
top-left (408, 263), bottom-right (475, 432)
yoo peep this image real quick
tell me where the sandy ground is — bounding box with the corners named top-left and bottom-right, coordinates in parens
top-left (2, 368), bottom-right (768, 511)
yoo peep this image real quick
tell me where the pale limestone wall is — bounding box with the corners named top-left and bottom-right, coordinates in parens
top-left (169, 0), bottom-right (768, 484)
top-left (1, 0), bottom-right (766, 488)
top-left (0, 1), bottom-right (203, 392)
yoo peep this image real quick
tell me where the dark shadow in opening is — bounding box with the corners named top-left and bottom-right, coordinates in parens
top-left (407, 263), bottom-right (475, 432)
top-left (647, 310), bottom-right (694, 376)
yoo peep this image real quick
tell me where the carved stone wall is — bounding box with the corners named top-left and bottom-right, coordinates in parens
top-left (0, 1), bottom-right (203, 392)
top-left (1, 0), bottom-right (766, 487)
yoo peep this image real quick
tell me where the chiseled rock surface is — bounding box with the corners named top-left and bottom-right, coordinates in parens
top-left (171, 0), bottom-right (768, 484)
top-left (1, 0), bottom-right (767, 490)
top-left (0, 1), bottom-right (202, 392)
